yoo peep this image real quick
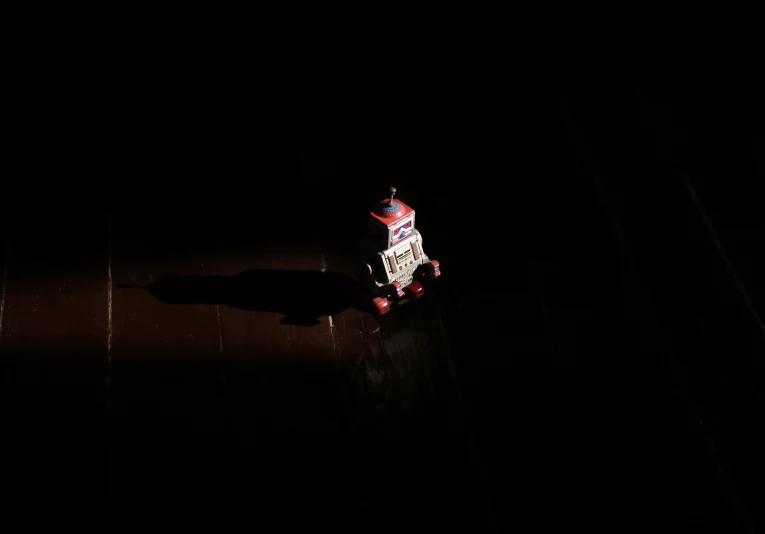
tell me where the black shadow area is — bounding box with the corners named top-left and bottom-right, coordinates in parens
top-left (119, 269), bottom-right (366, 326)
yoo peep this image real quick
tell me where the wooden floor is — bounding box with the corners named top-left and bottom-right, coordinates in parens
top-left (1, 173), bottom-right (757, 531)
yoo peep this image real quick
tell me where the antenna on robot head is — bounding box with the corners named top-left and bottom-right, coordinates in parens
top-left (388, 186), bottom-right (397, 207)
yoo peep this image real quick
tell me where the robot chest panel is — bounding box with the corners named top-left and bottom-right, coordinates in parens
top-left (390, 266), bottom-right (418, 288)
top-left (382, 241), bottom-right (422, 287)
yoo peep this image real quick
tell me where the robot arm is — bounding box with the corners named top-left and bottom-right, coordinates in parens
top-left (355, 262), bottom-right (382, 287)
top-left (355, 261), bottom-right (403, 298)
top-left (423, 258), bottom-right (441, 279)
top-left (414, 231), bottom-right (441, 278)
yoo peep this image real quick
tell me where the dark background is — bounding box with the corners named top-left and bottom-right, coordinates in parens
top-left (4, 32), bottom-right (764, 531)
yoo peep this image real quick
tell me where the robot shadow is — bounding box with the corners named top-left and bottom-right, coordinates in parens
top-left (119, 269), bottom-right (366, 327)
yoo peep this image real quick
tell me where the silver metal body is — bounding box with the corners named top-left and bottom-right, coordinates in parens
top-left (357, 229), bottom-right (429, 290)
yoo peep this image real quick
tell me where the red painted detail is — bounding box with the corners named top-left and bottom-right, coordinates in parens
top-left (430, 260), bottom-right (439, 269)
top-left (392, 222), bottom-right (413, 236)
top-left (404, 280), bottom-right (425, 299)
top-left (370, 199), bottom-right (415, 227)
top-left (372, 296), bottom-right (391, 314)
top-left (430, 260), bottom-right (441, 277)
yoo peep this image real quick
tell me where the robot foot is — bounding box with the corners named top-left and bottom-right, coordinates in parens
top-left (352, 283), bottom-right (391, 315)
top-left (371, 296), bottom-right (391, 314)
top-left (404, 280), bottom-right (425, 299)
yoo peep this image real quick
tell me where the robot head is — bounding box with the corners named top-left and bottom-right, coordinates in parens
top-left (368, 187), bottom-right (416, 250)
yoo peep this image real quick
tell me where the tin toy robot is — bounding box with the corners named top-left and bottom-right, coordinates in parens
top-left (354, 187), bottom-right (441, 314)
